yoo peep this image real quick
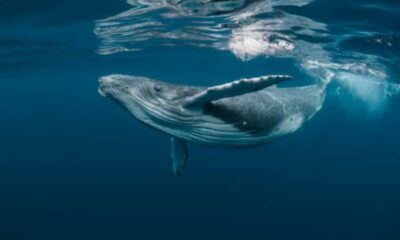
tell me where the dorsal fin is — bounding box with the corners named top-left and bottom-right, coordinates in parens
top-left (184, 75), bottom-right (292, 109)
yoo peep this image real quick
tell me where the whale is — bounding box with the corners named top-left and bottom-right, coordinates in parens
top-left (98, 74), bottom-right (326, 177)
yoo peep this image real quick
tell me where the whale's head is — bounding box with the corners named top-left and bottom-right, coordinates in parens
top-left (99, 74), bottom-right (201, 130)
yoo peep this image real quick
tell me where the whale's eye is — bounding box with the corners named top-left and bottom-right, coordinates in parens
top-left (154, 84), bottom-right (162, 92)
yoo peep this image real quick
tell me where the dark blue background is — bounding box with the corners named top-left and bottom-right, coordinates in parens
top-left (1, 0), bottom-right (400, 239)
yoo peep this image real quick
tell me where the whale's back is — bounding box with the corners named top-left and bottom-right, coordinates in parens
top-left (203, 85), bottom-right (325, 136)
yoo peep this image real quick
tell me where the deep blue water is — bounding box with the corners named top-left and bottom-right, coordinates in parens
top-left (1, 0), bottom-right (400, 239)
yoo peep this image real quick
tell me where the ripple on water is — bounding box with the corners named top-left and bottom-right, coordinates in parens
top-left (94, 0), bottom-right (400, 115)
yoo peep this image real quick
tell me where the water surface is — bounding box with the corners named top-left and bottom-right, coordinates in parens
top-left (1, 0), bottom-right (400, 239)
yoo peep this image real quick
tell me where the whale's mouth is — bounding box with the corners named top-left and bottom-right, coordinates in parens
top-left (98, 76), bottom-right (114, 97)
top-left (98, 87), bottom-right (107, 97)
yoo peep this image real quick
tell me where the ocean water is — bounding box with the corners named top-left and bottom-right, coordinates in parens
top-left (1, 0), bottom-right (400, 239)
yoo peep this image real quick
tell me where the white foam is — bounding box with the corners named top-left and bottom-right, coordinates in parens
top-left (302, 60), bottom-right (400, 115)
top-left (336, 72), bottom-right (400, 113)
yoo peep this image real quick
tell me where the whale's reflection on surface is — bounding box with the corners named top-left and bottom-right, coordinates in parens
top-left (94, 0), bottom-right (318, 57)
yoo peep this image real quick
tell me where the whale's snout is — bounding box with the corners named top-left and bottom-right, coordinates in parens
top-left (98, 75), bottom-right (131, 97)
top-left (99, 76), bottom-right (114, 86)
top-left (98, 76), bottom-right (115, 97)
top-left (98, 75), bottom-right (152, 99)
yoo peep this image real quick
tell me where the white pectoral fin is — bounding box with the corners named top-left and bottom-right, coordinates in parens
top-left (171, 137), bottom-right (188, 178)
top-left (184, 75), bottom-right (292, 108)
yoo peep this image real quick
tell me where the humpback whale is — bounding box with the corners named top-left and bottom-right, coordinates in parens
top-left (99, 74), bottom-right (326, 177)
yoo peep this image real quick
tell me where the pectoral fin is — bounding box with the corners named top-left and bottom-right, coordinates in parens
top-left (171, 137), bottom-right (188, 178)
top-left (184, 75), bottom-right (292, 109)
